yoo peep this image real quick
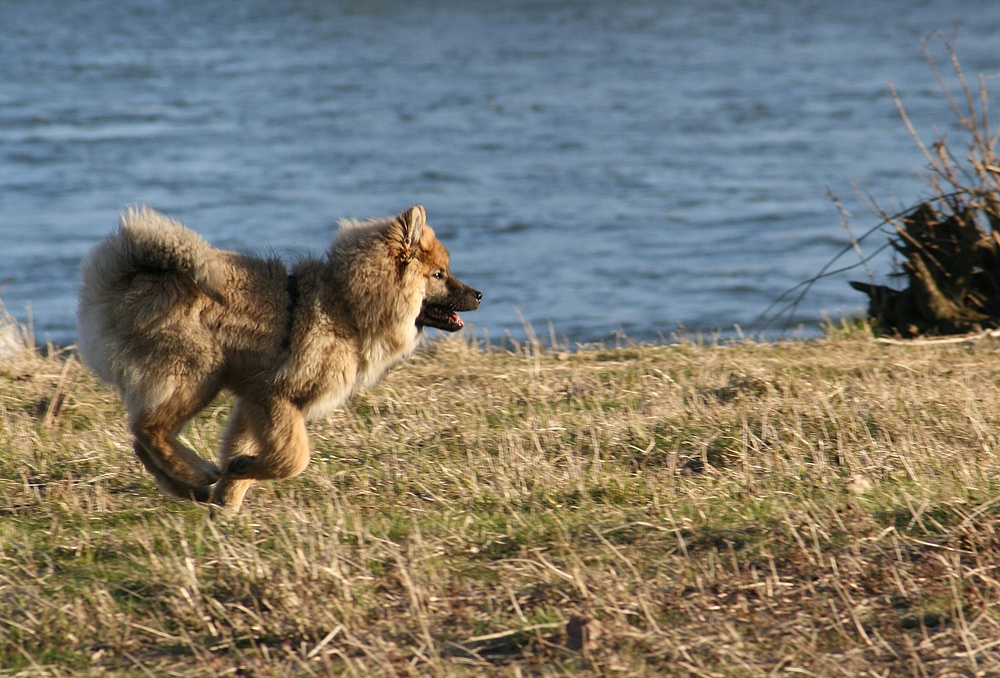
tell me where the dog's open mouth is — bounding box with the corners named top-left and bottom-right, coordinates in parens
top-left (417, 303), bottom-right (465, 332)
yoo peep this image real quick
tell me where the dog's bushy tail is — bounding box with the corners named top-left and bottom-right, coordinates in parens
top-left (77, 206), bottom-right (225, 384)
top-left (108, 206), bottom-right (226, 300)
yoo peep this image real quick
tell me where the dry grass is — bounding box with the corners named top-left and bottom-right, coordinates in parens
top-left (3, 318), bottom-right (1000, 676)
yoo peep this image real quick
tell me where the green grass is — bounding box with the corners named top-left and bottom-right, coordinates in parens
top-left (3, 325), bottom-right (1000, 675)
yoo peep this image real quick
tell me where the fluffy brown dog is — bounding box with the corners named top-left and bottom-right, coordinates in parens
top-left (77, 205), bottom-right (480, 509)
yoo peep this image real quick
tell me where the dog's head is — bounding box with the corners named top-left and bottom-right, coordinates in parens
top-left (390, 205), bottom-right (481, 332)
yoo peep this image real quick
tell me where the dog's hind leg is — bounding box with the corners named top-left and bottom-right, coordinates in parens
top-left (132, 441), bottom-right (212, 502)
top-left (130, 383), bottom-right (223, 494)
top-left (211, 397), bottom-right (310, 509)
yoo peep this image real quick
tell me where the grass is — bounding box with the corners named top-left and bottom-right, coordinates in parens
top-left (3, 319), bottom-right (1000, 676)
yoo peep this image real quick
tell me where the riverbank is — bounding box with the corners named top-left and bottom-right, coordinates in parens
top-left (2, 323), bottom-right (1000, 676)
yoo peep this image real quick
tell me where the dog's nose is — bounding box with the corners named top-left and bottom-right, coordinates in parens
top-left (474, 290), bottom-right (482, 303)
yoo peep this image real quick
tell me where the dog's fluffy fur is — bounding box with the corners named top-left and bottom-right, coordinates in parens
top-left (77, 205), bottom-right (480, 509)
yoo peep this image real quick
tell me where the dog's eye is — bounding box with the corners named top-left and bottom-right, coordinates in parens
top-left (432, 271), bottom-right (445, 280)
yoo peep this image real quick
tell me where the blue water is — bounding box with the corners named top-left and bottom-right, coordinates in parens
top-left (2, 0), bottom-right (999, 345)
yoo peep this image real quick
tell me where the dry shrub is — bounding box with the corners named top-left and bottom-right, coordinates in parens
top-left (851, 33), bottom-right (1000, 337)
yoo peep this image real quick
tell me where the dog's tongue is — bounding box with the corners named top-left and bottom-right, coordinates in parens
top-left (426, 305), bottom-right (463, 329)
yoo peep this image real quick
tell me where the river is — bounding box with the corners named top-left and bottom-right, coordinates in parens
top-left (1, 0), bottom-right (998, 345)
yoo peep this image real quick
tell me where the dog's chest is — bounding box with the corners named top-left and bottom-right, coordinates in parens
top-left (302, 386), bottom-right (349, 421)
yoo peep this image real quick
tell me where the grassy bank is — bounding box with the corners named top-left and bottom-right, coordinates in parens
top-left (3, 323), bottom-right (1000, 676)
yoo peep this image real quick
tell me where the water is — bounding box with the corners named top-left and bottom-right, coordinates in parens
top-left (2, 0), bottom-right (999, 346)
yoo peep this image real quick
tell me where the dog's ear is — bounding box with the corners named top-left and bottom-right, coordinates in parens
top-left (392, 205), bottom-right (425, 260)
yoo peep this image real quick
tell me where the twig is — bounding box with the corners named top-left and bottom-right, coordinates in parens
top-left (466, 622), bottom-right (564, 644)
top-left (42, 354), bottom-right (74, 429)
top-left (875, 329), bottom-right (1000, 345)
top-left (307, 625), bottom-right (344, 659)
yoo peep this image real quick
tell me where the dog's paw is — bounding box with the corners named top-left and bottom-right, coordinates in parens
top-left (188, 458), bottom-right (222, 486)
top-left (161, 455), bottom-right (222, 488)
top-left (209, 474), bottom-right (253, 511)
top-left (146, 466), bottom-right (213, 503)
top-left (189, 484), bottom-right (212, 503)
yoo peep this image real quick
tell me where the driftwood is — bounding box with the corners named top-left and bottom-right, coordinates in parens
top-left (848, 34), bottom-right (1000, 338)
top-left (851, 198), bottom-right (1000, 337)
top-left (757, 36), bottom-right (1000, 339)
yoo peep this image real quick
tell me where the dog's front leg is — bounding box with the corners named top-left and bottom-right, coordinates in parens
top-left (210, 397), bottom-right (310, 510)
top-left (211, 400), bottom-right (258, 509)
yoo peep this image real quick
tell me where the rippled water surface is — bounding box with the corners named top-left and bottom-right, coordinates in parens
top-left (2, 0), bottom-right (999, 345)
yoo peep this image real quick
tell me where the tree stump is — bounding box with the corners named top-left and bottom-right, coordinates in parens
top-left (851, 200), bottom-right (1000, 337)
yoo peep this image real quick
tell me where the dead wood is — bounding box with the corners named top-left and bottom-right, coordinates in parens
top-left (851, 200), bottom-right (1000, 336)
top-left (850, 34), bottom-right (1000, 337)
